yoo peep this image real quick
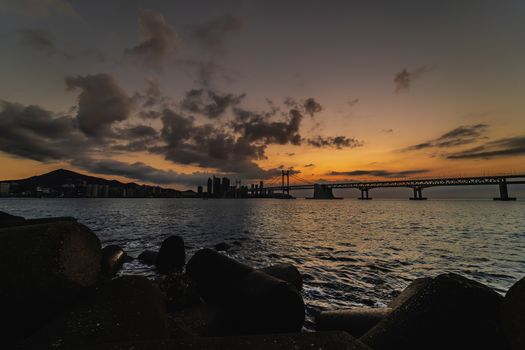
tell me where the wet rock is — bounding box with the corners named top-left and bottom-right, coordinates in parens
top-left (15, 276), bottom-right (168, 350)
top-left (156, 235), bottom-right (185, 274)
top-left (214, 242), bottom-right (231, 251)
top-left (361, 273), bottom-right (510, 350)
top-left (78, 331), bottom-right (371, 350)
top-left (101, 245), bottom-right (127, 277)
top-left (501, 276), bottom-right (525, 350)
top-left (0, 210), bottom-right (25, 227)
top-left (186, 248), bottom-right (253, 304)
top-left (388, 277), bottom-right (432, 310)
top-left (316, 307), bottom-right (391, 338)
top-left (187, 249), bottom-right (305, 335)
top-left (0, 221), bottom-right (101, 346)
top-left (138, 250), bottom-right (158, 265)
top-left (220, 270), bottom-right (305, 335)
top-left (259, 263), bottom-right (303, 290)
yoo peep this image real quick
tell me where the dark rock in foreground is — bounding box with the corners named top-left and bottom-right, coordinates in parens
top-left (157, 235), bottom-right (186, 274)
top-left (388, 277), bottom-right (432, 310)
top-left (501, 276), bottom-right (525, 350)
top-left (259, 263), bottom-right (303, 290)
top-left (138, 250), bottom-right (158, 265)
top-left (78, 331), bottom-right (371, 350)
top-left (316, 307), bottom-right (391, 338)
top-left (361, 273), bottom-right (510, 350)
top-left (0, 211), bottom-right (77, 228)
top-left (15, 276), bottom-right (168, 350)
top-left (0, 221), bottom-right (101, 346)
top-left (187, 249), bottom-right (305, 335)
top-left (101, 245), bottom-right (128, 277)
top-left (214, 242), bottom-right (231, 251)
top-left (0, 210), bottom-right (25, 227)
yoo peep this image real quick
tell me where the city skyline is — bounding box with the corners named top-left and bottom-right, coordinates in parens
top-left (1, 1), bottom-right (525, 190)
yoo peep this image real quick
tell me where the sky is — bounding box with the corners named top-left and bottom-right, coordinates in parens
top-left (1, 0), bottom-right (525, 192)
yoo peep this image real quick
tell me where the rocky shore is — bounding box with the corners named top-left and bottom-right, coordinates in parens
top-left (1, 210), bottom-right (523, 349)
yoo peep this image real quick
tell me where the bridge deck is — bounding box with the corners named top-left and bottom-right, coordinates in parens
top-left (264, 174), bottom-right (525, 191)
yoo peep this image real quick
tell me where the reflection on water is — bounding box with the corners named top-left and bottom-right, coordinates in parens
top-left (1, 198), bottom-right (524, 327)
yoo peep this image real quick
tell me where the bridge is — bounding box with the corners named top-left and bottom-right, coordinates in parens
top-left (253, 171), bottom-right (525, 200)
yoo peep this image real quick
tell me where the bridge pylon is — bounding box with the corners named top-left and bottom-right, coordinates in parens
top-left (358, 188), bottom-right (372, 200)
top-left (494, 180), bottom-right (516, 201)
top-left (410, 187), bottom-right (427, 200)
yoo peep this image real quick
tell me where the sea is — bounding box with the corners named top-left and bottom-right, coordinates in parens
top-left (1, 198), bottom-right (524, 328)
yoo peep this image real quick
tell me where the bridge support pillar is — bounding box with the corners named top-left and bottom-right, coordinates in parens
top-left (410, 187), bottom-right (427, 200)
top-left (358, 188), bottom-right (372, 200)
top-left (494, 181), bottom-right (516, 201)
top-left (307, 184), bottom-right (342, 199)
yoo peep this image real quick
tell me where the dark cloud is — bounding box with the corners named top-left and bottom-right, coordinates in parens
top-left (403, 124), bottom-right (488, 151)
top-left (307, 136), bottom-right (363, 149)
top-left (304, 163), bottom-right (314, 167)
top-left (394, 66), bottom-right (434, 92)
top-left (303, 97), bottom-right (323, 117)
top-left (446, 136), bottom-right (525, 159)
top-left (71, 158), bottom-right (209, 187)
top-left (181, 88), bottom-right (244, 118)
top-left (0, 100), bottom-right (89, 161)
top-left (348, 98), bottom-right (360, 106)
top-left (132, 78), bottom-right (169, 119)
top-left (328, 169), bottom-right (430, 178)
top-left (66, 74), bottom-right (133, 137)
top-left (125, 9), bottom-right (177, 69)
top-left (381, 128), bottom-right (394, 133)
top-left (18, 28), bottom-right (72, 59)
top-left (190, 14), bottom-right (243, 53)
top-left (231, 108), bottom-right (303, 145)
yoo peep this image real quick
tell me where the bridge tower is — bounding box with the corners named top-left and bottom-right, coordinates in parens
top-left (410, 186), bottom-right (427, 200)
top-left (494, 179), bottom-right (516, 201)
top-left (358, 188), bottom-right (372, 200)
top-left (281, 170), bottom-right (290, 195)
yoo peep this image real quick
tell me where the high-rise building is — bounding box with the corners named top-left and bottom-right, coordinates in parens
top-left (197, 186), bottom-right (203, 195)
top-left (213, 176), bottom-right (221, 197)
top-left (0, 183), bottom-right (10, 197)
top-left (207, 177), bottom-right (212, 195)
top-left (222, 177), bottom-right (230, 197)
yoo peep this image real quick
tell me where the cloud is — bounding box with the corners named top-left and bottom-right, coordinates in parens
top-left (403, 124), bottom-right (488, 151)
top-left (328, 169), bottom-right (430, 178)
top-left (304, 163), bottom-right (314, 167)
top-left (446, 136), bottom-right (525, 159)
top-left (1, 0), bottom-right (78, 17)
top-left (190, 14), bottom-right (243, 53)
top-left (348, 98), bottom-right (360, 106)
top-left (71, 158), bottom-right (209, 187)
top-left (381, 128), bottom-right (394, 133)
top-left (125, 9), bottom-right (178, 69)
top-left (17, 29), bottom-right (73, 59)
top-left (307, 136), bottom-right (363, 149)
top-left (66, 74), bottom-right (133, 137)
top-left (0, 100), bottom-right (90, 161)
top-left (181, 88), bottom-right (245, 118)
top-left (303, 97), bottom-right (323, 117)
top-left (394, 66), bottom-right (434, 92)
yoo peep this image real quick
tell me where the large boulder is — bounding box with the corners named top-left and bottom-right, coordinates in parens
top-left (0, 211), bottom-right (77, 228)
top-left (0, 210), bottom-right (25, 227)
top-left (0, 221), bottom-right (101, 346)
top-left (388, 277), bottom-right (432, 309)
top-left (156, 235), bottom-right (186, 274)
top-left (501, 276), bottom-right (525, 350)
top-left (78, 331), bottom-right (371, 350)
top-left (186, 248), bottom-right (253, 304)
top-left (259, 263), bottom-right (303, 290)
top-left (138, 250), bottom-right (158, 265)
top-left (15, 276), bottom-right (168, 350)
top-left (187, 249), bottom-right (305, 335)
top-left (316, 307), bottom-right (391, 337)
top-left (361, 273), bottom-right (510, 350)
top-left (101, 245), bottom-right (128, 277)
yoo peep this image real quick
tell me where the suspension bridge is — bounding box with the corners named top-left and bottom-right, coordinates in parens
top-left (252, 170), bottom-right (525, 200)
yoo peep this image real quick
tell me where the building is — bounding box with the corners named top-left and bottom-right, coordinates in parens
top-left (197, 186), bottom-right (203, 195)
top-left (213, 176), bottom-right (222, 197)
top-left (0, 183), bottom-right (10, 197)
top-left (207, 177), bottom-right (212, 195)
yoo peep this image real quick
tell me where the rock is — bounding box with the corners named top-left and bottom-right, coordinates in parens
top-left (259, 263), bottom-right (303, 290)
top-left (138, 250), bottom-right (158, 265)
top-left (78, 331), bottom-right (371, 350)
top-left (186, 248), bottom-right (254, 304)
top-left (501, 276), bottom-right (525, 350)
top-left (15, 276), bottom-right (168, 350)
top-left (156, 235), bottom-right (185, 273)
top-left (214, 242), bottom-right (231, 251)
top-left (187, 249), bottom-right (305, 335)
top-left (388, 277), bottom-right (432, 310)
top-left (101, 245), bottom-right (127, 277)
top-left (361, 273), bottom-right (510, 350)
top-left (219, 270), bottom-right (305, 335)
top-left (0, 210), bottom-right (25, 227)
top-left (0, 221), bottom-right (101, 346)
top-left (316, 307), bottom-right (391, 338)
